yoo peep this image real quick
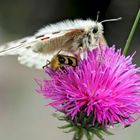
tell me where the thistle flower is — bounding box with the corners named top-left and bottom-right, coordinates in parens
top-left (36, 46), bottom-right (140, 140)
top-left (35, 9), bottom-right (140, 140)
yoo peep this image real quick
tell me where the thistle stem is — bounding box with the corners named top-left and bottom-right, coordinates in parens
top-left (123, 9), bottom-right (140, 55)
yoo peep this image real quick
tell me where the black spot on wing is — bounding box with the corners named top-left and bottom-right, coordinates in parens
top-left (35, 35), bottom-right (45, 39)
top-left (26, 46), bottom-right (31, 49)
top-left (52, 31), bottom-right (60, 34)
top-left (20, 40), bottom-right (27, 44)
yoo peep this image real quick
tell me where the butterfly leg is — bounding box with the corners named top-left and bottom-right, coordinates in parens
top-left (97, 43), bottom-right (103, 64)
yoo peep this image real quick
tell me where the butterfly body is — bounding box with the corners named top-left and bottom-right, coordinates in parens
top-left (0, 19), bottom-right (105, 69)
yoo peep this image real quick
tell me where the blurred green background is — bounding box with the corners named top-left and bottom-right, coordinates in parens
top-left (0, 0), bottom-right (140, 140)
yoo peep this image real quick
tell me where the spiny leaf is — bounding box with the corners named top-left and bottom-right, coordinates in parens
top-left (103, 129), bottom-right (114, 135)
top-left (93, 131), bottom-right (104, 140)
top-left (73, 129), bottom-right (84, 140)
top-left (63, 127), bottom-right (76, 133)
top-left (83, 129), bottom-right (93, 140)
top-left (52, 113), bottom-right (65, 120)
top-left (58, 124), bottom-right (72, 129)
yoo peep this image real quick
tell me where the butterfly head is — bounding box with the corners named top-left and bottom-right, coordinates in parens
top-left (91, 22), bottom-right (104, 37)
top-left (91, 11), bottom-right (104, 39)
top-left (85, 16), bottom-right (122, 48)
top-left (84, 22), bottom-right (103, 48)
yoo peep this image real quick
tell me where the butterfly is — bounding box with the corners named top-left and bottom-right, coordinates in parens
top-left (0, 17), bottom-right (121, 69)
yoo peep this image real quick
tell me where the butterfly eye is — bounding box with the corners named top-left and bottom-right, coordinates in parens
top-left (58, 56), bottom-right (65, 64)
top-left (92, 26), bottom-right (98, 33)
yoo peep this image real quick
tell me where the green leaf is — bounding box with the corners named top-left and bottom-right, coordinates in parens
top-left (123, 9), bottom-right (140, 55)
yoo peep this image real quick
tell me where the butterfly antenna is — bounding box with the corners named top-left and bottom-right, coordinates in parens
top-left (96, 11), bottom-right (100, 23)
top-left (101, 17), bottom-right (122, 23)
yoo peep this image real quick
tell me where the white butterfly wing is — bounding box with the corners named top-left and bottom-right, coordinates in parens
top-left (0, 35), bottom-right (61, 69)
top-left (0, 33), bottom-right (84, 69)
top-left (0, 37), bottom-right (45, 68)
top-left (0, 19), bottom-right (98, 69)
top-left (17, 48), bottom-right (51, 69)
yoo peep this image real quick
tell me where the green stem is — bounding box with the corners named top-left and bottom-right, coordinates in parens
top-left (123, 9), bottom-right (140, 55)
